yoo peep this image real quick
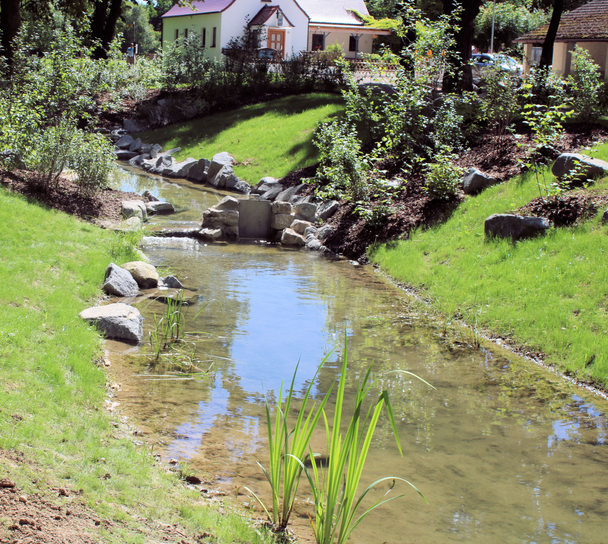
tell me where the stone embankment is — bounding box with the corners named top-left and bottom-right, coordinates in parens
top-left (108, 128), bottom-right (341, 252)
top-left (80, 261), bottom-right (187, 344)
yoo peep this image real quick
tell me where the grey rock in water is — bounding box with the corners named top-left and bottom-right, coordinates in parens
top-left (187, 159), bottom-right (211, 183)
top-left (272, 213), bottom-right (295, 230)
top-left (463, 168), bottom-right (499, 195)
top-left (484, 214), bottom-right (550, 241)
top-left (129, 138), bottom-right (143, 153)
top-left (316, 225), bottom-right (335, 243)
top-left (163, 158), bottom-right (198, 178)
top-left (163, 275), bottom-right (184, 289)
top-left (122, 200), bottom-right (148, 221)
top-left (281, 228), bottom-right (306, 247)
top-left (552, 153), bottom-right (608, 184)
top-left (143, 190), bottom-right (159, 202)
top-left (208, 164), bottom-right (234, 189)
top-left (225, 175), bottom-right (251, 195)
top-left (80, 303), bottom-right (143, 343)
top-left (150, 144), bottom-right (164, 159)
top-left (215, 196), bottom-right (240, 211)
top-left (146, 201), bottom-right (175, 215)
top-left (115, 150), bottom-right (139, 161)
top-left (198, 228), bottom-right (223, 240)
top-left (116, 135), bottom-right (135, 149)
top-left (317, 201), bottom-right (339, 221)
top-left (123, 119), bottom-right (147, 133)
top-left (291, 219), bottom-right (312, 235)
top-left (128, 153), bottom-right (151, 167)
top-left (202, 208), bottom-right (239, 228)
top-left (102, 263), bottom-right (139, 297)
top-left (122, 261), bottom-right (159, 289)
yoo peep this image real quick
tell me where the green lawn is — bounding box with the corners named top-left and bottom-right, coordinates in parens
top-left (137, 93), bottom-right (345, 183)
top-left (371, 142), bottom-right (608, 389)
top-left (0, 187), bottom-right (275, 544)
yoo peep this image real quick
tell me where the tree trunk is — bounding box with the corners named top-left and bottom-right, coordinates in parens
top-left (91, 0), bottom-right (123, 59)
top-left (540, 0), bottom-right (564, 68)
top-left (442, 0), bottom-right (483, 93)
top-left (1, 0), bottom-right (22, 66)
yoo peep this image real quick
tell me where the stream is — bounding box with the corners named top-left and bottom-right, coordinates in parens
top-left (107, 165), bottom-right (608, 544)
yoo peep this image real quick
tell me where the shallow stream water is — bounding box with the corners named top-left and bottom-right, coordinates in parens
top-left (108, 166), bottom-right (608, 544)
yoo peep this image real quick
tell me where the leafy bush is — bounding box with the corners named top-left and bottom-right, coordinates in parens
top-left (568, 47), bottom-right (605, 123)
top-left (423, 152), bottom-right (464, 199)
top-left (314, 121), bottom-right (370, 202)
top-left (480, 66), bottom-right (519, 151)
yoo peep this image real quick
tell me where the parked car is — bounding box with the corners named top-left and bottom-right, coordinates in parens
top-left (472, 53), bottom-right (523, 80)
top-left (257, 48), bottom-right (281, 62)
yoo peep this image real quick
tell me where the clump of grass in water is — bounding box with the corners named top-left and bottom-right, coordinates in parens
top-left (251, 341), bottom-right (433, 543)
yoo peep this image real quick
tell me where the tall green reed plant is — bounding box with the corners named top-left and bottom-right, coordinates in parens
top-left (299, 345), bottom-right (432, 544)
top-left (247, 354), bottom-right (334, 529)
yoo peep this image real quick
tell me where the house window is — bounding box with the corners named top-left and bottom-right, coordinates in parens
top-left (174, 29), bottom-right (179, 40)
top-left (277, 12), bottom-right (283, 27)
top-left (211, 27), bottom-right (217, 47)
top-left (312, 34), bottom-right (324, 51)
top-left (184, 28), bottom-right (188, 39)
top-left (202, 28), bottom-right (206, 47)
top-left (349, 36), bottom-right (357, 52)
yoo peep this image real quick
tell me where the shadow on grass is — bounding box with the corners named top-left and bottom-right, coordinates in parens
top-left (139, 93), bottom-right (345, 153)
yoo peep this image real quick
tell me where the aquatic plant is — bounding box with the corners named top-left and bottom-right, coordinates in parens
top-left (246, 354), bottom-right (334, 529)
top-left (149, 291), bottom-right (187, 361)
top-left (299, 346), bottom-right (430, 544)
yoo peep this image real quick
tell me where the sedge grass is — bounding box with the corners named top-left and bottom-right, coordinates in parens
top-left (371, 141), bottom-right (608, 389)
top-left (247, 355), bottom-right (334, 529)
top-left (0, 187), bottom-right (276, 544)
top-left (136, 93), bottom-right (345, 183)
top-left (300, 345), bottom-right (431, 544)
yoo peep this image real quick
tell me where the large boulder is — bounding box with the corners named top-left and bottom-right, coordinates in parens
top-left (150, 144), bottom-right (164, 159)
top-left (187, 159), bottom-right (211, 183)
top-left (316, 225), bottom-right (335, 243)
top-left (162, 158), bottom-right (198, 178)
top-left (202, 208), bottom-right (239, 228)
top-left (254, 177), bottom-right (284, 200)
top-left (207, 152), bottom-right (236, 184)
top-left (291, 219), bottom-right (312, 235)
top-left (102, 263), bottom-right (139, 297)
top-left (122, 200), bottom-right (148, 221)
top-left (317, 201), bottom-right (339, 221)
top-left (225, 174), bottom-right (251, 195)
top-left (281, 228), bottom-right (306, 247)
top-left (484, 214), bottom-right (550, 241)
top-left (80, 303), bottom-right (143, 343)
top-left (198, 228), bottom-right (222, 241)
top-left (272, 213), bottom-right (295, 230)
top-left (121, 261), bottom-right (159, 288)
top-left (146, 201), bottom-right (175, 215)
top-left (552, 153), bottom-right (608, 184)
top-left (128, 153), bottom-right (151, 167)
top-left (115, 135), bottom-right (135, 149)
top-left (275, 184), bottom-right (306, 203)
top-left (463, 168), bottom-right (499, 195)
top-left (116, 150), bottom-right (139, 161)
top-left (295, 202), bottom-right (317, 222)
top-left (129, 138), bottom-right (143, 153)
top-left (272, 201), bottom-right (293, 214)
top-left (215, 196), bottom-right (240, 211)
top-left (207, 164), bottom-right (234, 189)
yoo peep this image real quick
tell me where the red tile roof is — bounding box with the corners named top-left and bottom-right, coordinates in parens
top-left (516, 0), bottom-right (608, 43)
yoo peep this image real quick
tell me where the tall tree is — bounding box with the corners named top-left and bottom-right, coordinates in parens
top-left (90, 0), bottom-right (123, 59)
top-left (442, 0), bottom-right (483, 92)
top-left (1, 0), bottom-right (22, 65)
top-left (539, 0), bottom-right (564, 68)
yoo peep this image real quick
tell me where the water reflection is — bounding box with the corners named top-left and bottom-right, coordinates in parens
top-left (107, 166), bottom-right (608, 544)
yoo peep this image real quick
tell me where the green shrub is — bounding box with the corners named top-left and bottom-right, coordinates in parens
top-left (568, 46), bottom-right (605, 123)
top-left (423, 152), bottom-right (463, 199)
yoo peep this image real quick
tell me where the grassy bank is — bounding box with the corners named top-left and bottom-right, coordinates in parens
top-left (371, 142), bottom-right (608, 390)
top-left (137, 93), bottom-right (345, 183)
top-left (0, 187), bottom-right (275, 543)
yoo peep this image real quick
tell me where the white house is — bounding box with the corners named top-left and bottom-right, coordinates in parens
top-left (161, 0), bottom-right (391, 61)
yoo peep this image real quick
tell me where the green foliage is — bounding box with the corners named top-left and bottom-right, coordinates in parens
top-left (118, 1), bottom-right (160, 55)
top-left (423, 151), bottom-right (464, 199)
top-left (301, 343), bottom-right (429, 544)
top-left (246, 357), bottom-right (333, 529)
top-left (474, 2), bottom-right (548, 54)
top-left (161, 32), bottom-right (212, 89)
top-left (314, 120), bottom-right (371, 202)
top-left (371, 141), bottom-right (608, 389)
top-left (480, 66), bottom-right (519, 151)
top-left (567, 46), bottom-right (606, 124)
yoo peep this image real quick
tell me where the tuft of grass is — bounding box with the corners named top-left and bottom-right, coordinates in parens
top-left (137, 93), bottom-right (345, 183)
top-left (371, 141), bottom-right (608, 388)
top-left (0, 187), bottom-right (276, 544)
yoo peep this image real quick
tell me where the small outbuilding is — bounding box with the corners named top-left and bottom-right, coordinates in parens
top-left (515, 0), bottom-right (608, 78)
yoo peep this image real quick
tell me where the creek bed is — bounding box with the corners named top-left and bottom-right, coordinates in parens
top-left (108, 165), bottom-right (608, 544)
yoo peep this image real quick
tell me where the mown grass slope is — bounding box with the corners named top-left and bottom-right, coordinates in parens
top-left (371, 142), bottom-right (608, 389)
top-left (0, 187), bottom-right (275, 544)
top-left (137, 93), bottom-right (345, 183)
